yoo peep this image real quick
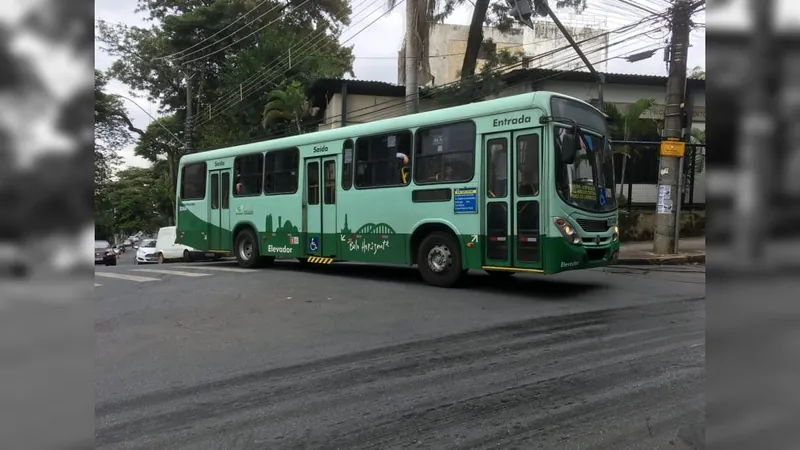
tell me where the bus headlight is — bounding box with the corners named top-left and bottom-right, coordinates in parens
top-left (612, 225), bottom-right (619, 242)
top-left (554, 217), bottom-right (582, 245)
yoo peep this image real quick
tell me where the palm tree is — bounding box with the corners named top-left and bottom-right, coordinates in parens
top-left (603, 98), bottom-right (657, 200)
top-left (262, 81), bottom-right (318, 135)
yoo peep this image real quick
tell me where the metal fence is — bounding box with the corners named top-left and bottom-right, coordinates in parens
top-left (611, 140), bottom-right (706, 211)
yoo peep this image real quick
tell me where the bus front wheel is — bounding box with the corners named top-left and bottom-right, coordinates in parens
top-left (417, 231), bottom-right (465, 288)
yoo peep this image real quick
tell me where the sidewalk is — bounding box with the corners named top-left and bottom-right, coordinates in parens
top-left (615, 237), bottom-right (706, 265)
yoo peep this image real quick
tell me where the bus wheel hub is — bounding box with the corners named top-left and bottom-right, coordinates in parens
top-left (427, 245), bottom-right (450, 273)
top-left (240, 242), bottom-right (253, 260)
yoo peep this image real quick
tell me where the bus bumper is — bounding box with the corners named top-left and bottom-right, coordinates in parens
top-left (542, 236), bottom-right (620, 273)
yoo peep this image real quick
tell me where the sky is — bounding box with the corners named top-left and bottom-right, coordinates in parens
top-left (95, 0), bottom-right (709, 169)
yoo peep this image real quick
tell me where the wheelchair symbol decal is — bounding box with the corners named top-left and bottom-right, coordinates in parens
top-left (309, 237), bottom-right (319, 252)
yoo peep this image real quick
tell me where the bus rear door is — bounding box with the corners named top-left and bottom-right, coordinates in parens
top-left (482, 130), bottom-right (543, 271)
top-left (303, 156), bottom-right (338, 258)
top-left (208, 169), bottom-right (231, 251)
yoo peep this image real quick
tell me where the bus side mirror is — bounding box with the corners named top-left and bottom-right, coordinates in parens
top-left (560, 132), bottom-right (578, 165)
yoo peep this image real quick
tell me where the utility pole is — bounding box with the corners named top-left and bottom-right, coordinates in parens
top-left (653, 0), bottom-right (692, 254)
top-left (405, 0), bottom-right (419, 114)
top-left (184, 70), bottom-right (195, 153)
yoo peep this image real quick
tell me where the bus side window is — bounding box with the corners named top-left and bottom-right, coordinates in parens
top-left (414, 121), bottom-right (475, 184)
top-left (342, 140), bottom-right (353, 190)
top-left (354, 131), bottom-right (412, 188)
top-left (180, 163), bottom-right (207, 200)
top-left (264, 148), bottom-right (300, 195)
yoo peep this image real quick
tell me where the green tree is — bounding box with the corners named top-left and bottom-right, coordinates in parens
top-left (95, 70), bottom-right (138, 238)
top-left (688, 65), bottom-right (705, 79)
top-left (262, 81), bottom-right (318, 135)
top-left (96, 0), bottom-right (355, 150)
top-left (133, 114), bottom-right (185, 222)
top-left (603, 98), bottom-right (658, 202)
top-left (106, 167), bottom-right (169, 236)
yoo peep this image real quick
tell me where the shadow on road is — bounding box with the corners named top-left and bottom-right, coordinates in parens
top-left (232, 259), bottom-right (609, 299)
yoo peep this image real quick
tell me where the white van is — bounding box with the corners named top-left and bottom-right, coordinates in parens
top-left (154, 226), bottom-right (218, 263)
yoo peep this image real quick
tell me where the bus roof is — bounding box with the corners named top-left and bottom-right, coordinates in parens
top-left (179, 90), bottom-right (593, 166)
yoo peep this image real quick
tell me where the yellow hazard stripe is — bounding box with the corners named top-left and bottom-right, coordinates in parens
top-left (307, 256), bottom-right (334, 264)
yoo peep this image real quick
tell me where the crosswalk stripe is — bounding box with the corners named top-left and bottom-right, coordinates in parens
top-left (95, 272), bottom-right (160, 282)
top-left (131, 268), bottom-right (211, 277)
top-left (172, 266), bottom-right (255, 273)
top-left (95, 283), bottom-right (102, 287)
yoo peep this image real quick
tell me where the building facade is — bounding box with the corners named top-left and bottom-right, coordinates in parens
top-left (398, 20), bottom-right (609, 87)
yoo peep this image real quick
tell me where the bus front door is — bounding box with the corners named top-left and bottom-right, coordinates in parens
top-left (208, 169), bottom-right (231, 251)
top-left (304, 156), bottom-right (338, 259)
top-left (482, 131), bottom-right (543, 270)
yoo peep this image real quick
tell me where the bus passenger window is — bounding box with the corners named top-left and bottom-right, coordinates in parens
top-left (210, 173), bottom-right (219, 209)
top-left (516, 134), bottom-right (539, 196)
top-left (354, 131), bottom-right (412, 188)
top-left (414, 121), bottom-right (475, 184)
top-left (264, 148), bottom-right (299, 194)
top-left (180, 163), bottom-right (207, 200)
top-left (233, 153), bottom-right (263, 196)
top-left (342, 140), bottom-right (353, 190)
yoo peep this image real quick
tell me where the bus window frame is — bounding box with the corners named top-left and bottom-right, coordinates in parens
top-left (263, 147), bottom-right (300, 195)
top-left (341, 139), bottom-right (354, 190)
top-left (412, 120), bottom-right (477, 186)
top-left (353, 129), bottom-right (413, 190)
top-left (233, 153), bottom-right (264, 198)
top-left (180, 162), bottom-right (207, 201)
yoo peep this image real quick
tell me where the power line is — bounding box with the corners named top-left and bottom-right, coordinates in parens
top-left (178, 0), bottom-right (313, 66)
top-left (200, 5), bottom-right (666, 128)
top-left (197, 0), bottom-right (397, 127)
top-left (153, 0), bottom-right (277, 61)
top-left (233, 15), bottom-right (669, 144)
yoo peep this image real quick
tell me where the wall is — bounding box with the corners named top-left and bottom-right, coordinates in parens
top-left (316, 93), bottom-right (436, 130)
top-left (402, 24), bottom-right (525, 87)
top-left (521, 19), bottom-right (610, 72)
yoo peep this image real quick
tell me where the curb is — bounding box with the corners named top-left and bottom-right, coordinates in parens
top-left (612, 253), bottom-right (706, 265)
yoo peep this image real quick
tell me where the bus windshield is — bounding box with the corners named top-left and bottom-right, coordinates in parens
top-left (554, 125), bottom-right (616, 213)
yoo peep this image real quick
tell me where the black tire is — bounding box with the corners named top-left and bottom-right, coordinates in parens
top-left (234, 229), bottom-right (273, 268)
top-left (106, 259), bottom-right (116, 266)
top-left (417, 231), bottom-right (466, 288)
top-left (10, 264), bottom-right (27, 278)
top-left (486, 270), bottom-right (514, 277)
top-left (183, 249), bottom-right (192, 263)
top-left (157, 253), bottom-right (165, 264)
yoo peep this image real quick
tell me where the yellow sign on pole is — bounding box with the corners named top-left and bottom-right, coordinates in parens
top-left (660, 140), bottom-right (686, 157)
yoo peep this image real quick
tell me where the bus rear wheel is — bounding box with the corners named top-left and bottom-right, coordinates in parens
top-left (417, 231), bottom-right (465, 288)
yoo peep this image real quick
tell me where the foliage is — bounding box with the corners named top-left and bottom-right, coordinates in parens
top-left (95, 70), bottom-right (137, 237)
top-left (486, 0), bottom-right (588, 34)
top-left (262, 80), bottom-right (319, 135)
top-left (104, 167), bottom-right (171, 236)
top-left (688, 65), bottom-right (705, 80)
top-left (96, 0), bottom-right (355, 151)
top-left (603, 98), bottom-right (657, 204)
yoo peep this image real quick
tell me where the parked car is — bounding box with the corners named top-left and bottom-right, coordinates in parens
top-left (0, 240), bottom-right (28, 277)
top-left (155, 226), bottom-right (219, 263)
top-left (94, 240), bottom-right (117, 266)
top-left (134, 238), bottom-right (158, 265)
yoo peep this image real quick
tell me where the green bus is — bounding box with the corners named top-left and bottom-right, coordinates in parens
top-left (176, 91), bottom-right (619, 288)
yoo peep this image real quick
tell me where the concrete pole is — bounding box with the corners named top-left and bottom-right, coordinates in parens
top-left (653, 0), bottom-right (691, 254)
top-left (405, 0), bottom-right (419, 114)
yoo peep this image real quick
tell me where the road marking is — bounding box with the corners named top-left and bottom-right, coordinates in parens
top-left (131, 268), bottom-right (211, 277)
top-left (95, 283), bottom-right (102, 287)
top-left (172, 266), bottom-right (255, 273)
top-left (95, 272), bottom-right (161, 282)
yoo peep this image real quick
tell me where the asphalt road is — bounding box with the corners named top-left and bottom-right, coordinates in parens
top-left (95, 253), bottom-right (705, 450)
